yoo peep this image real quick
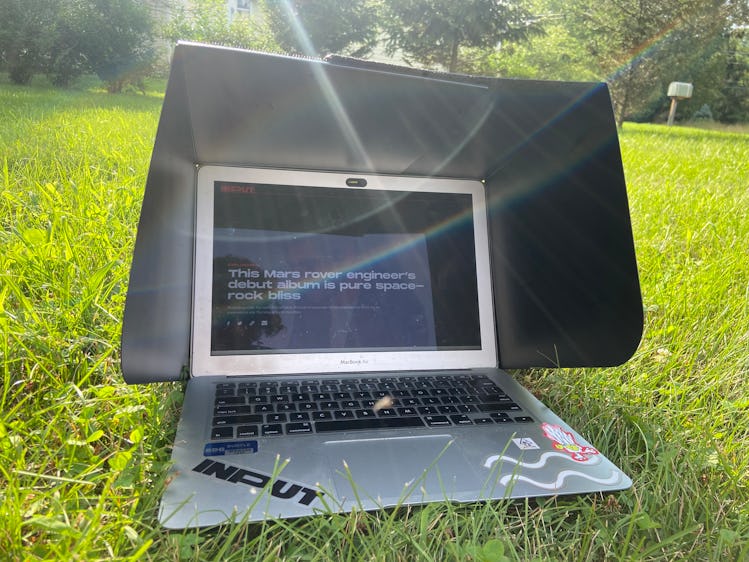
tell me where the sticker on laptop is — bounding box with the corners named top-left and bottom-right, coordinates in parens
top-left (192, 458), bottom-right (321, 507)
top-left (541, 423), bottom-right (599, 462)
top-left (203, 440), bottom-right (259, 457)
top-left (512, 437), bottom-right (540, 451)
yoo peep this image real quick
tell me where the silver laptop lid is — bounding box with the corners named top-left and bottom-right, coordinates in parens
top-left (192, 166), bottom-right (496, 376)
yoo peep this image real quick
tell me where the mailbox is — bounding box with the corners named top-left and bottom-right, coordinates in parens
top-left (668, 82), bottom-right (693, 99)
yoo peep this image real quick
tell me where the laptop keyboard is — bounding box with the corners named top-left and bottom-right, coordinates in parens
top-left (211, 373), bottom-right (534, 439)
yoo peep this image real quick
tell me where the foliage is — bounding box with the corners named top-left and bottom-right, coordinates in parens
top-left (75, 0), bottom-right (156, 93)
top-left (475, 0), bottom-right (749, 124)
top-left (1, 80), bottom-right (748, 559)
top-left (0, 0), bottom-right (56, 84)
top-left (262, 0), bottom-right (380, 58)
top-left (163, 0), bottom-right (279, 52)
top-left (44, 0), bottom-right (90, 88)
top-left (2, 0), bottom-right (747, 122)
top-left (557, 0), bottom-right (748, 125)
top-left (0, 0), bottom-right (156, 91)
top-left (380, 0), bottom-right (543, 72)
top-left (712, 28), bottom-right (749, 123)
top-left (464, 18), bottom-right (599, 81)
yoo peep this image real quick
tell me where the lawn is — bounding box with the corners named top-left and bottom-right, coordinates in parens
top-left (1, 78), bottom-right (747, 561)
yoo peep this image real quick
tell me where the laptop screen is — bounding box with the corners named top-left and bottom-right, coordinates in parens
top-left (192, 167), bottom-right (496, 376)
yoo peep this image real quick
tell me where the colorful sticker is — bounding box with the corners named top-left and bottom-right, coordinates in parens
top-left (203, 440), bottom-right (258, 457)
top-left (541, 423), bottom-right (599, 462)
top-left (512, 437), bottom-right (540, 451)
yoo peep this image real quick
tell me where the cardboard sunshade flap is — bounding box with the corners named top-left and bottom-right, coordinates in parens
top-left (121, 42), bottom-right (642, 384)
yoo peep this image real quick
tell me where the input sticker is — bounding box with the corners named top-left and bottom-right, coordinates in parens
top-left (203, 440), bottom-right (258, 457)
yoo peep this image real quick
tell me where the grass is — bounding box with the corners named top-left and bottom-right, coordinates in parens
top-left (0, 77), bottom-right (747, 560)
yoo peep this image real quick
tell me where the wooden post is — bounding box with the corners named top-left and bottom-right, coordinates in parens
top-left (667, 98), bottom-right (678, 126)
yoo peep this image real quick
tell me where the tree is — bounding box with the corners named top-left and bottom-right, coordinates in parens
top-left (45, 0), bottom-right (91, 87)
top-left (163, 0), bottom-right (279, 52)
top-left (262, 0), bottom-right (380, 58)
top-left (562, 0), bottom-right (749, 125)
top-left (0, 0), bottom-right (57, 84)
top-left (463, 18), bottom-right (599, 80)
top-left (717, 28), bottom-right (749, 123)
top-left (74, 0), bottom-right (156, 92)
top-left (380, 0), bottom-right (543, 73)
top-left (1, 0), bottom-right (158, 91)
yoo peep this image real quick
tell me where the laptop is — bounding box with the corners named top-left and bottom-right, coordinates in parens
top-left (159, 165), bottom-right (631, 528)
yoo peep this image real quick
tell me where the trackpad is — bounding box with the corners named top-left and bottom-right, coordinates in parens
top-left (324, 435), bottom-right (479, 502)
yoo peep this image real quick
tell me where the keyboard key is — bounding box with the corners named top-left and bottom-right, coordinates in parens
top-left (237, 425), bottom-right (259, 437)
top-left (290, 412), bottom-right (310, 421)
top-left (478, 403), bottom-right (521, 412)
top-left (424, 415), bottom-right (451, 427)
top-left (514, 416), bottom-right (535, 423)
top-left (491, 413), bottom-right (513, 423)
top-left (262, 424), bottom-right (284, 436)
top-left (315, 417), bottom-right (425, 433)
top-left (287, 422), bottom-right (313, 434)
top-left (456, 404), bottom-right (479, 413)
top-left (438, 405), bottom-right (458, 414)
top-left (211, 427), bottom-right (234, 439)
top-left (484, 394), bottom-right (512, 402)
top-left (450, 415), bottom-right (473, 425)
top-left (334, 410), bottom-right (355, 419)
top-left (214, 405), bottom-right (252, 416)
top-left (266, 413), bottom-right (287, 423)
top-left (215, 396), bottom-right (245, 406)
top-left (213, 415), bottom-right (263, 426)
top-left (312, 411), bottom-right (333, 420)
top-left (397, 407), bottom-right (418, 416)
top-left (416, 406), bottom-right (437, 415)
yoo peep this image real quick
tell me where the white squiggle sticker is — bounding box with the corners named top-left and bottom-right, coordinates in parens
top-left (500, 469), bottom-right (622, 490)
top-left (483, 451), bottom-right (601, 470)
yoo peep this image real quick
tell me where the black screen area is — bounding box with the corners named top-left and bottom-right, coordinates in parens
top-left (211, 181), bottom-right (481, 354)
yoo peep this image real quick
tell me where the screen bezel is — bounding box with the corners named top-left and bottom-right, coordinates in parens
top-left (192, 166), bottom-right (497, 376)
